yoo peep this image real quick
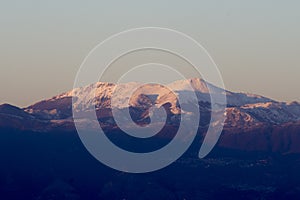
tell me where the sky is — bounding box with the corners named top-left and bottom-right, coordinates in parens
top-left (0, 0), bottom-right (299, 107)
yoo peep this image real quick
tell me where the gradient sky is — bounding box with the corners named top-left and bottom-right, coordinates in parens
top-left (0, 0), bottom-right (299, 107)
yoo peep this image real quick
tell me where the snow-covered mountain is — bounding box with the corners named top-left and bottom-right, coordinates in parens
top-left (21, 78), bottom-right (300, 127)
top-left (1, 78), bottom-right (300, 154)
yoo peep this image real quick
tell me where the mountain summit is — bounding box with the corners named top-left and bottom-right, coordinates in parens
top-left (20, 78), bottom-right (299, 124)
top-left (1, 78), bottom-right (300, 154)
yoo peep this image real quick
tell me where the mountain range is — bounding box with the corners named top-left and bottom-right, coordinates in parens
top-left (1, 78), bottom-right (300, 154)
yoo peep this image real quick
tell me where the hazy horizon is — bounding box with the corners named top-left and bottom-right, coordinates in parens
top-left (1, 0), bottom-right (299, 107)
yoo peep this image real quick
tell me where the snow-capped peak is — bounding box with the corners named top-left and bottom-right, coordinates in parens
top-left (23, 78), bottom-right (300, 125)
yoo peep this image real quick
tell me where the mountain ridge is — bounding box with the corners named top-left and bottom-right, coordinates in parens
top-left (1, 78), bottom-right (300, 154)
top-left (20, 78), bottom-right (299, 124)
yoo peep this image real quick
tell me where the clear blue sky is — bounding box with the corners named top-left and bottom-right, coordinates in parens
top-left (0, 0), bottom-right (299, 107)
